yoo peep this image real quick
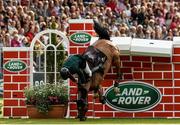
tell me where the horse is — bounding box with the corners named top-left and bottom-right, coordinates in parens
top-left (70, 20), bottom-right (121, 121)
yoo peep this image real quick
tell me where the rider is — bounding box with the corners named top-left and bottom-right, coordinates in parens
top-left (60, 54), bottom-right (92, 84)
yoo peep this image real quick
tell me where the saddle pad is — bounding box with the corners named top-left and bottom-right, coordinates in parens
top-left (82, 46), bottom-right (107, 68)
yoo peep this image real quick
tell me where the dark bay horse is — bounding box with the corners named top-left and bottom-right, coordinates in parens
top-left (70, 20), bottom-right (121, 121)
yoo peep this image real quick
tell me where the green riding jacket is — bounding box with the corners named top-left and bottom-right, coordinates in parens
top-left (62, 54), bottom-right (86, 84)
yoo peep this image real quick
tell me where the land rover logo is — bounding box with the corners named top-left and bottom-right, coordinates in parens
top-left (70, 32), bottom-right (91, 44)
top-left (104, 81), bottom-right (162, 112)
top-left (4, 60), bottom-right (27, 72)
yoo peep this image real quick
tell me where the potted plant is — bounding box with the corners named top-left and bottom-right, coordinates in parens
top-left (24, 83), bottom-right (68, 118)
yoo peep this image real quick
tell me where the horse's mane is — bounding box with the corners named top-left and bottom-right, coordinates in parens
top-left (93, 20), bottom-right (110, 40)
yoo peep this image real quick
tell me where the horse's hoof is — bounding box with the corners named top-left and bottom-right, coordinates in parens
top-left (79, 117), bottom-right (87, 121)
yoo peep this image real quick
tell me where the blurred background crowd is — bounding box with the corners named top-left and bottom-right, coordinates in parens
top-left (0, 0), bottom-right (180, 47)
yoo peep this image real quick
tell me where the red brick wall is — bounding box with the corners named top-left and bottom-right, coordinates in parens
top-left (3, 49), bottom-right (30, 118)
top-left (68, 19), bottom-right (180, 118)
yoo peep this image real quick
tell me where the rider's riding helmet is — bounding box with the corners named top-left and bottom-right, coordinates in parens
top-left (60, 67), bottom-right (70, 80)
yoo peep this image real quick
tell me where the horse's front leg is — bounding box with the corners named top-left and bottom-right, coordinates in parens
top-left (77, 86), bottom-right (89, 121)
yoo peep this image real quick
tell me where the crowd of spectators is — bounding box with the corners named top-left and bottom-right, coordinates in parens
top-left (0, 0), bottom-right (180, 47)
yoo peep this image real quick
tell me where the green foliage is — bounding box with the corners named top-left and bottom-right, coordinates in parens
top-left (24, 83), bottom-right (68, 113)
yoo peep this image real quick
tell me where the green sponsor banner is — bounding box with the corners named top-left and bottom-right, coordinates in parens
top-left (69, 32), bottom-right (91, 44)
top-left (104, 81), bottom-right (162, 112)
top-left (4, 60), bottom-right (27, 72)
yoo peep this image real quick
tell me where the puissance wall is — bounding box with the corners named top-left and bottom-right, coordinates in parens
top-left (68, 19), bottom-right (180, 118)
top-left (3, 47), bottom-right (30, 118)
top-left (2, 19), bottom-right (180, 118)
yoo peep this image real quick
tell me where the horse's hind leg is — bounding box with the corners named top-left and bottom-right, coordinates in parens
top-left (97, 85), bottom-right (106, 104)
top-left (77, 87), bottom-right (88, 121)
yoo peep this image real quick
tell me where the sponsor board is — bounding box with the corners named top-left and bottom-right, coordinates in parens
top-left (104, 81), bottom-right (162, 112)
top-left (69, 32), bottom-right (91, 44)
top-left (4, 60), bottom-right (27, 72)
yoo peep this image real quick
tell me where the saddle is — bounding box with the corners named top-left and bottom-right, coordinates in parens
top-left (82, 46), bottom-right (107, 72)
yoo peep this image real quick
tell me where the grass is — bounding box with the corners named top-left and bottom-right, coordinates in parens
top-left (0, 118), bottom-right (180, 124)
top-left (0, 98), bottom-right (2, 118)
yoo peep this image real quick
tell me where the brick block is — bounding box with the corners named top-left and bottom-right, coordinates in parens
top-left (69, 23), bottom-right (84, 30)
top-left (70, 111), bottom-right (77, 117)
top-left (153, 64), bottom-right (172, 71)
top-left (19, 100), bottom-right (26, 106)
top-left (95, 112), bottom-right (113, 118)
top-left (133, 68), bottom-right (152, 71)
top-left (144, 72), bottom-right (162, 79)
top-left (86, 111), bottom-right (93, 116)
top-left (69, 103), bottom-right (77, 110)
top-left (173, 56), bottom-right (180, 62)
top-left (94, 104), bottom-right (103, 111)
top-left (12, 76), bottom-right (29, 82)
top-left (4, 52), bottom-right (18, 58)
top-left (122, 62), bottom-right (141, 68)
top-left (174, 72), bottom-right (180, 79)
top-left (174, 88), bottom-right (180, 95)
top-left (3, 92), bottom-right (11, 98)
top-left (4, 84), bottom-right (18, 90)
top-left (120, 68), bottom-right (132, 73)
top-left (69, 42), bottom-right (82, 46)
top-left (161, 96), bottom-right (173, 103)
top-left (154, 112), bottom-right (173, 117)
top-left (175, 80), bottom-right (180, 86)
top-left (120, 56), bottom-right (130, 61)
top-left (13, 108), bottom-right (27, 116)
top-left (174, 64), bottom-right (180, 70)
top-left (175, 96), bottom-right (180, 103)
top-left (139, 80), bottom-right (153, 84)
top-left (4, 100), bottom-right (18, 106)
top-left (132, 56), bottom-right (151, 62)
top-left (12, 92), bottom-right (24, 98)
top-left (3, 76), bottom-right (11, 82)
top-left (151, 104), bottom-right (163, 111)
top-left (20, 83), bottom-right (29, 90)
top-left (70, 81), bottom-right (76, 87)
top-left (85, 23), bottom-right (93, 30)
top-left (70, 87), bottom-right (78, 94)
top-left (3, 108), bottom-right (11, 116)
top-left (175, 112), bottom-right (180, 117)
top-left (124, 74), bottom-right (133, 80)
top-left (133, 72), bottom-right (142, 79)
top-left (70, 47), bottom-right (77, 54)
top-left (19, 51), bottom-right (30, 58)
top-left (101, 80), bottom-right (113, 87)
top-left (78, 47), bottom-right (87, 54)
top-left (19, 69), bottom-right (30, 74)
top-left (70, 95), bottom-right (77, 101)
top-left (163, 72), bottom-right (172, 79)
top-left (104, 74), bottom-right (117, 80)
top-left (142, 63), bottom-right (152, 68)
top-left (164, 104), bottom-right (173, 111)
top-left (4, 70), bottom-right (17, 74)
top-left (134, 112), bottom-right (153, 117)
top-left (174, 48), bottom-right (180, 54)
top-left (164, 88), bottom-right (173, 95)
top-left (154, 80), bottom-right (173, 87)
top-left (115, 112), bottom-right (133, 117)
top-left (174, 104), bottom-right (180, 111)
top-left (152, 57), bottom-right (171, 63)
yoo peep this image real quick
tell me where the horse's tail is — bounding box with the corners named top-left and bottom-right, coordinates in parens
top-left (93, 20), bottom-right (110, 40)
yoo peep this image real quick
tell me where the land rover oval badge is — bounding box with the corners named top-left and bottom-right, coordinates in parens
top-left (104, 81), bottom-right (162, 112)
top-left (70, 32), bottom-right (91, 44)
top-left (4, 60), bottom-right (27, 72)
